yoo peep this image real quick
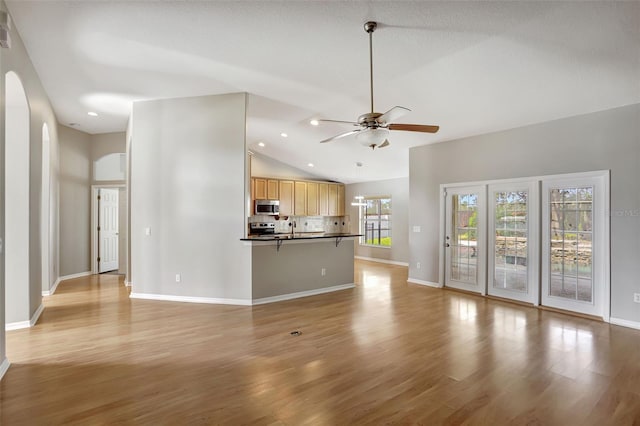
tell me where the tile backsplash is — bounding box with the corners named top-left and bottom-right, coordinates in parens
top-left (249, 215), bottom-right (350, 234)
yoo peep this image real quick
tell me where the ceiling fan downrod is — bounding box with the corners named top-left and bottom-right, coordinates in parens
top-left (364, 21), bottom-right (377, 114)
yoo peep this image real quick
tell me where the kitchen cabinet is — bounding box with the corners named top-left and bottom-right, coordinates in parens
top-left (252, 177), bottom-right (343, 217)
top-left (337, 184), bottom-right (345, 216)
top-left (251, 178), bottom-right (256, 207)
top-left (294, 181), bottom-right (307, 215)
top-left (267, 179), bottom-right (279, 199)
top-left (318, 183), bottom-right (329, 215)
top-left (306, 182), bottom-right (319, 216)
top-left (254, 178), bottom-right (267, 200)
top-left (279, 180), bottom-right (294, 216)
top-left (328, 183), bottom-right (338, 216)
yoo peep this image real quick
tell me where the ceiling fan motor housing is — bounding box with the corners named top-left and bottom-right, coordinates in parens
top-left (358, 112), bottom-right (383, 128)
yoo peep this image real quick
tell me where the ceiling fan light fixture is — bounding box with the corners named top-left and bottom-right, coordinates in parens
top-left (356, 127), bottom-right (389, 147)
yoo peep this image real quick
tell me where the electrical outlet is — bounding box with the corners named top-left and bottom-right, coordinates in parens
top-left (144, 227), bottom-right (151, 236)
top-left (175, 274), bottom-right (181, 283)
top-left (413, 226), bottom-right (421, 233)
top-left (634, 293), bottom-right (640, 303)
top-left (417, 262), bottom-right (421, 269)
top-left (321, 268), bottom-right (326, 276)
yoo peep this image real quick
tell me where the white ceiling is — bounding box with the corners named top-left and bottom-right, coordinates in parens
top-left (6, 1), bottom-right (640, 183)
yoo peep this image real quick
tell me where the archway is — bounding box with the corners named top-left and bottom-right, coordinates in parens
top-left (5, 71), bottom-right (31, 329)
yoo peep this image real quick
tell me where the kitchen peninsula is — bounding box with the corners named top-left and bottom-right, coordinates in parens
top-left (241, 232), bottom-right (361, 303)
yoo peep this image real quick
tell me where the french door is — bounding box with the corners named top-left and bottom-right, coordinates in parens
top-left (441, 172), bottom-right (608, 319)
top-left (444, 186), bottom-right (486, 294)
top-left (487, 182), bottom-right (539, 304)
top-left (541, 175), bottom-right (608, 317)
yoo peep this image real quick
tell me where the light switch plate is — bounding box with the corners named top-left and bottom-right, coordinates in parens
top-left (144, 227), bottom-right (151, 236)
top-left (412, 226), bottom-right (421, 233)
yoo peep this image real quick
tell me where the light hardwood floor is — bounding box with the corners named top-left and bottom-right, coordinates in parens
top-left (2, 260), bottom-right (640, 424)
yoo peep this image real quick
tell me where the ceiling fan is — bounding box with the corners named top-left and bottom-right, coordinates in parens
top-left (318, 21), bottom-right (439, 149)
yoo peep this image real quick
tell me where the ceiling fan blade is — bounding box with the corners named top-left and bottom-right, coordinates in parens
top-left (319, 129), bottom-right (361, 143)
top-left (388, 123), bottom-right (440, 133)
top-left (317, 119), bottom-right (359, 126)
top-left (378, 139), bottom-right (390, 148)
top-left (378, 106), bottom-right (411, 125)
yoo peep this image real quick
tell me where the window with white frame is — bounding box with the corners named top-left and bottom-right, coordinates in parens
top-left (360, 196), bottom-right (392, 247)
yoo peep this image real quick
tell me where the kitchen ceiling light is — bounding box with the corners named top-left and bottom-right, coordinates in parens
top-left (308, 163), bottom-right (314, 167)
top-left (280, 132), bottom-right (288, 138)
top-left (87, 111), bottom-right (98, 116)
top-left (258, 142), bottom-right (265, 147)
top-left (310, 119), bottom-right (319, 126)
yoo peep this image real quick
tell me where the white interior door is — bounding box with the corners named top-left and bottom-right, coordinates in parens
top-left (98, 188), bottom-right (119, 273)
top-left (487, 181), bottom-right (539, 304)
top-left (541, 174), bottom-right (608, 318)
top-left (445, 186), bottom-right (486, 294)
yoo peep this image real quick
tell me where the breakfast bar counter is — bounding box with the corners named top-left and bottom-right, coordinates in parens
top-left (241, 234), bottom-right (361, 303)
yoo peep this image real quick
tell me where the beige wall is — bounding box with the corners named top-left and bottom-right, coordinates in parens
top-left (130, 93), bottom-right (251, 300)
top-left (409, 103), bottom-right (640, 323)
top-left (0, 0), bottom-right (61, 371)
top-left (251, 152), bottom-right (328, 181)
top-left (58, 125), bottom-right (91, 276)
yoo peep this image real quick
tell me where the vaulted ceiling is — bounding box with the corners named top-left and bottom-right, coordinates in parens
top-left (6, 1), bottom-right (640, 182)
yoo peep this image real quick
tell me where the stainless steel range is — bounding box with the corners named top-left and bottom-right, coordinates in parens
top-left (249, 222), bottom-right (276, 235)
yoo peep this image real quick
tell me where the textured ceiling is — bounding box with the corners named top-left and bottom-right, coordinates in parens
top-left (6, 1), bottom-right (640, 183)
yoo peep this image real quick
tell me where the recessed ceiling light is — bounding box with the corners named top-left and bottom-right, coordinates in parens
top-left (310, 119), bottom-right (319, 126)
top-left (280, 132), bottom-right (288, 138)
top-left (258, 142), bottom-right (265, 147)
top-left (87, 111), bottom-right (98, 116)
top-left (308, 163), bottom-right (314, 167)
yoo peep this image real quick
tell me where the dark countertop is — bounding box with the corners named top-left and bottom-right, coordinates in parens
top-left (241, 233), bottom-right (362, 242)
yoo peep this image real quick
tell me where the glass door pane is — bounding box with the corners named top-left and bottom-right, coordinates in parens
top-left (445, 186), bottom-right (486, 293)
top-left (542, 173), bottom-right (606, 318)
top-left (488, 182), bottom-right (538, 304)
top-left (548, 187), bottom-right (593, 302)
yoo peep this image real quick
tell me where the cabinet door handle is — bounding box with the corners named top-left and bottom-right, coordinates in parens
top-left (445, 243), bottom-right (450, 247)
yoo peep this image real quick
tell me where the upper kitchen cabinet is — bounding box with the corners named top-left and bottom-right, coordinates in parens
top-left (306, 182), bottom-right (319, 216)
top-left (279, 180), bottom-right (294, 216)
top-left (251, 176), bottom-right (343, 217)
top-left (294, 181), bottom-right (307, 215)
top-left (318, 183), bottom-right (329, 216)
top-left (337, 184), bottom-right (345, 216)
top-left (254, 178), bottom-right (267, 200)
top-left (328, 183), bottom-right (338, 216)
top-left (267, 179), bottom-right (279, 199)
top-left (253, 178), bottom-right (278, 200)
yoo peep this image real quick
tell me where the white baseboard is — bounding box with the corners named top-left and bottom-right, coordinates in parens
top-left (59, 271), bottom-right (92, 281)
top-left (0, 358), bottom-right (10, 381)
top-left (252, 283), bottom-right (356, 305)
top-left (407, 277), bottom-right (442, 288)
top-left (42, 277), bottom-right (62, 297)
top-left (130, 292), bottom-right (252, 306)
top-left (355, 256), bottom-right (409, 267)
top-left (609, 317), bottom-right (640, 331)
top-left (130, 283), bottom-right (356, 307)
top-left (6, 303), bottom-right (45, 331)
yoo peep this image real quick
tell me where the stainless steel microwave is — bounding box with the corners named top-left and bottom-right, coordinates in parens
top-left (255, 200), bottom-right (279, 215)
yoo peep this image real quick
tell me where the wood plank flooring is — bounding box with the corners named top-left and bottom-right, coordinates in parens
top-left (2, 260), bottom-right (640, 424)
